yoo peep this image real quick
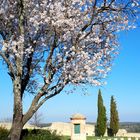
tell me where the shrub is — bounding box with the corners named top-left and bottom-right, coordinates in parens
top-left (0, 126), bottom-right (9, 140)
top-left (107, 127), bottom-right (113, 137)
top-left (21, 129), bottom-right (29, 139)
top-left (22, 129), bottom-right (61, 140)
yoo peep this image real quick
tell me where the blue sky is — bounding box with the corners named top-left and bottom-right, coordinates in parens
top-left (0, 28), bottom-right (140, 123)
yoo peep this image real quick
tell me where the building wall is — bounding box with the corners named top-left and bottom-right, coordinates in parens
top-left (85, 124), bottom-right (95, 136)
top-left (71, 119), bottom-right (86, 140)
top-left (43, 122), bottom-right (72, 136)
top-left (44, 122), bottom-right (140, 137)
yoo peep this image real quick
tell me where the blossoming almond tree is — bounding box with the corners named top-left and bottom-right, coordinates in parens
top-left (0, 0), bottom-right (139, 139)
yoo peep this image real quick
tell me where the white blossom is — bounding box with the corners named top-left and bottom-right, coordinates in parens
top-left (0, 0), bottom-right (139, 90)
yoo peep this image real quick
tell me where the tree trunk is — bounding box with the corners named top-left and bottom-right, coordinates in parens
top-left (8, 77), bottom-right (23, 140)
top-left (8, 119), bottom-right (23, 140)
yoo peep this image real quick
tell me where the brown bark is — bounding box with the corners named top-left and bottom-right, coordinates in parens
top-left (8, 77), bottom-right (23, 140)
top-left (8, 120), bottom-right (23, 140)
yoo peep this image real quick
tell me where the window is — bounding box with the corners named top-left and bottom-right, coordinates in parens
top-left (74, 124), bottom-right (80, 134)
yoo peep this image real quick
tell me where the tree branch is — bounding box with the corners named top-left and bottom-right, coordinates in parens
top-left (43, 32), bottom-right (57, 84)
top-left (22, 82), bottom-right (65, 124)
top-left (0, 52), bottom-right (15, 79)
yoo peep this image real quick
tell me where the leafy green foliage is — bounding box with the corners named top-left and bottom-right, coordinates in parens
top-left (96, 89), bottom-right (107, 137)
top-left (107, 127), bottom-right (113, 137)
top-left (0, 127), bottom-right (68, 140)
top-left (110, 96), bottom-right (119, 136)
top-left (21, 129), bottom-right (62, 140)
top-left (0, 126), bottom-right (9, 140)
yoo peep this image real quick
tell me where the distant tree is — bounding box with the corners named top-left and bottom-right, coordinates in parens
top-left (2, 117), bottom-right (12, 123)
top-left (96, 89), bottom-right (107, 137)
top-left (110, 96), bottom-right (119, 136)
top-left (30, 111), bottom-right (43, 128)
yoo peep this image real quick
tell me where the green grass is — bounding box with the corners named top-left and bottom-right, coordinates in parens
top-left (59, 136), bottom-right (140, 140)
top-left (86, 137), bottom-right (140, 140)
top-left (60, 136), bottom-right (70, 140)
top-left (23, 137), bottom-right (140, 140)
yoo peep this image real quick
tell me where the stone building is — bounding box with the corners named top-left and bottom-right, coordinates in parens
top-left (70, 113), bottom-right (87, 140)
top-left (42, 113), bottom-right (95, 137)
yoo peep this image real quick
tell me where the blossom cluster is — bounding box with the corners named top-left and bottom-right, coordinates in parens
top-left (0, 0), bottom-right (139, 92)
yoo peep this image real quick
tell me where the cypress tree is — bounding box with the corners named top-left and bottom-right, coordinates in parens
top-left (96, 89), bottom-right (107, 137)
top-left (110, 96), bottom-right (119, 136)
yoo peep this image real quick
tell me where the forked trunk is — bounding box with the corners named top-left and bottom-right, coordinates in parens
top-left (7, 77), bottom-right (45, 140)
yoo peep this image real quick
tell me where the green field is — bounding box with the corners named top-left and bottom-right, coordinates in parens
top-left (87, 137), bottom-right (140, 140)
top-left (60, 136), bottom-right (140, 140)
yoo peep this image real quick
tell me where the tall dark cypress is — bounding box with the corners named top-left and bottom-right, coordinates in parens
top-left (96, 89), bottom-right (107, 137)
top-left (110, 96), bottom-right (119, 136)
